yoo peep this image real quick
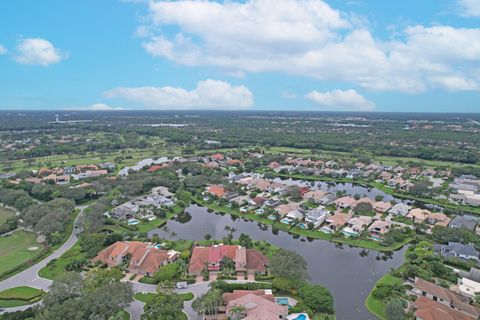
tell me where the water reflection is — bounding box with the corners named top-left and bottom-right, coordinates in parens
top-left (149, 205), bottom-right (406, 320)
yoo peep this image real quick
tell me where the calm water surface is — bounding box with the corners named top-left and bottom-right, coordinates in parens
top-left (149, 205), bottom-right (407, 320)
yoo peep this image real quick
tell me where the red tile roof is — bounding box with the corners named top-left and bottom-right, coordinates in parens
top-left (414, 296), bottom-right (475, 320)
top-left (207, 185), bottom-right (226, 197)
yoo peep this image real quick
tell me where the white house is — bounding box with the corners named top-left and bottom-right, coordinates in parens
top-left (458, 277), bottom-right (480, 298)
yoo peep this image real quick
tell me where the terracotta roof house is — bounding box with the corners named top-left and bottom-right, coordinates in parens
top-left (334, 196), bottom-right (357, 209)
top-left (269, 161), bottom-right (281, 169)
top-left (414, 296), bottom-right (475, 320)
top-left (275, 203), bottom-right (299, 217)
top-left (225, 292), bottom-right (288, 320)
top-left (227, 159), bottom-right (243, 166)
top-left (211, 153), bottom-right (225, 161)
top-left (343, 216), bottom-right (372, 237)
top-left (204, 161), bottom-right (219, 169)
top-left (223, 290), bottom-right (275, 306)
top-left (356, 197), bottom-right (374, 206)
top-left (206, 185), bottom-right (226, 198)
top-left (188, 245), bottom-right (267, 277)
top-left (373, 201), bottom-right (392, 213)
top-left (413, 278), bottom-right (480, 319)
top-left (303, 190), bottom-right (327, 203)
top-left (427, 213), bottom-right (451, 227)
top-left (93, 241), bottom-right (178, 276)
top-left (407, 208), bottom-right (431, 223)
top-left (321, 212), bottom-right (352, 233)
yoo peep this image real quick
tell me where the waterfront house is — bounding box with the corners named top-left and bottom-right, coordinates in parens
top-left (206, 185), bottom-right (226, 198)
top-left (426, 212), bottom-right (451, 227)
top-left (305, 207), bottom-right (329, 228)
top-left (188, 244), bottom-right (268, 281)
top-left (368, 220), bottom-right (391, 239)
top-left (343, 216), bottom-right (372, 237)
top-left (285, 209), bottom-right (304, 221)
top-left (318, 194), bottom-right (336, 205)
top-left (321, 211), bottom-right (352, 233)
top-left (275, 203), bottom-right (299, 217)
top-left (303, 190), bottom-right (327, 203)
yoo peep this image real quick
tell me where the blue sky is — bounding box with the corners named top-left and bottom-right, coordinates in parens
top-left (0, 0), bottom-right (479, 112)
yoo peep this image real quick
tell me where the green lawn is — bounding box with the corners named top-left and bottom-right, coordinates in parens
top-left (365, 274), bottom-right (404, 320)
top-left (0, 230), bottom-right (45, 276)
top-left (0, 205), bottom-right (15, 224)
top-left (134, 292), bottom-right (194, 303)
top-left (0, 286), bottom-right (45, 308)
top-left (38, 242), bottom-right (84, 280)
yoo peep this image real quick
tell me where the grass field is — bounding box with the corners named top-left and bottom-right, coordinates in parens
top-left (0, 286), bottom-right (45, 308)
top-left (38, 242), bottom-right (83, 280)
top-left (0, 205), bottom-right (15, 224)
top-left (0, 230), bottom-right (44, 276)
top-left (365, 274), bottom-right (404, 320)
top-left (134, 292), bottom-right (194, 303)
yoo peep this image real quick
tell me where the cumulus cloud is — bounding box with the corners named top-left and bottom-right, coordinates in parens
top-left (458, 0), bottom-right (480, 17)
top-left (139, 0), bottom-right (480, 93)
top-left (104, 79), bottom-right (254, 109)
top-left (15, 38), bottom-right (67, 66)
top-left (305, 89), bottom-right (375, 111)
top-left (0, 45), bottom-right (6, 54)
top-left (63, 103), bottom-right (125, 111)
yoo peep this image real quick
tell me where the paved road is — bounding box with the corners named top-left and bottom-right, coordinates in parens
top-left (129, 282), bottom-right (211, 320)
top-left (0, 206), bottom-right (86, 314)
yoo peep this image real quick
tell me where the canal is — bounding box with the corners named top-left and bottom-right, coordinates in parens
top-left (149, 205), bottom-right (407, 320)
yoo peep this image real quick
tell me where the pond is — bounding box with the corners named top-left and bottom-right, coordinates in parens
top-left (148, 205), bottom-right (407, 320)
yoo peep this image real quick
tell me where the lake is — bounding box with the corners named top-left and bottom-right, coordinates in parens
top-left (148, 205), bottom-right (407, 320)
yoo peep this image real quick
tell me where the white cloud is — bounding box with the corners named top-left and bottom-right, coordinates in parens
top-left (281, 91), bottom-right (297, 99)
top-left (88, 103), bottom-right (124, 111)
top-left (0, 45), bottom-right (6, 54)
top-left (139, 0), bottom-right (480, 93)
top-left (458, 0), bottom-right (480, 17)
top-left (15, 38), bottom-right (67, 66)
top-left (104, 79), bottom-right (254, 109)
top-left (305, 89), bottom-right (375, 111)
top-left (63, 103), bottom-right (125, 111)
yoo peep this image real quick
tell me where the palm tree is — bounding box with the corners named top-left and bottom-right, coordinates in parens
top-left (229, 304), bottom-right (246, 320)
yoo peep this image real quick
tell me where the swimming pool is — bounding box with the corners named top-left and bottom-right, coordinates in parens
top-left (127, 219), bottom-right (140, 225)
top-left (294, 314), bottom-right (307, 320)
top-left (276, 297), bottom-right (289, 305)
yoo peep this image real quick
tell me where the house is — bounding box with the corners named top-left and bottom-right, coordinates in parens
top-left (211, 153), bottom-right (224, 161)
top-left (434, 242), bottom-right (479, 261)
top-left (368, 220), bottom-right (391, 239)
top-left (356, 197), bottom-right (374, 206)
top-left (111, 202), bottom-right (139, 219)
top-left (275, 203), bottom-right (299, 217)
top-left (449, 216), bottom-right (478, 231)
top-left (459, 267), bottom-right (480, 284)
top-left (73, 170), bottom-right (108, 180)
top-left (413, 296), bottom-right (475, 320)
top-left (458, 277), bottom-right (480, 298)
top-left (426, 213), bottom-right (451, 227)
top-left (407, 208), bottom-right (431, 223)
top-left (227, 159), bottom-right (243, 166)
top-left (224, 291), bottom-right (288, 320)
top-left (285, 209), bottom-right (304, 221)
top-left (99, 162), bottom-right (116, 170)
top-left (269, 161), bottom-right (281, 169)
top-left (188, 245), bottom-right (268, 280)
top-left (343, 216), bottom-right (372, 237)
top-left (321, 212), bottom-right (352, 233)
top-left (334, 196), bottom-right (357, 209)
top-left (93, 241), bottom-right (179, 276)
top-left (305, 207), bottom-right (329, 228)
top-left (388, 203), bottom-right (411, 216)
top-left (318, 194), bottom-right (336, 205)
top-left (373, 201), bottom-right (392, 213)
top-left (63, 166), bottom-right (76, 175)
top-left (206, 185), bottom-right (226, 198)
top-left (413, 277), bottom-right (480, 319)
